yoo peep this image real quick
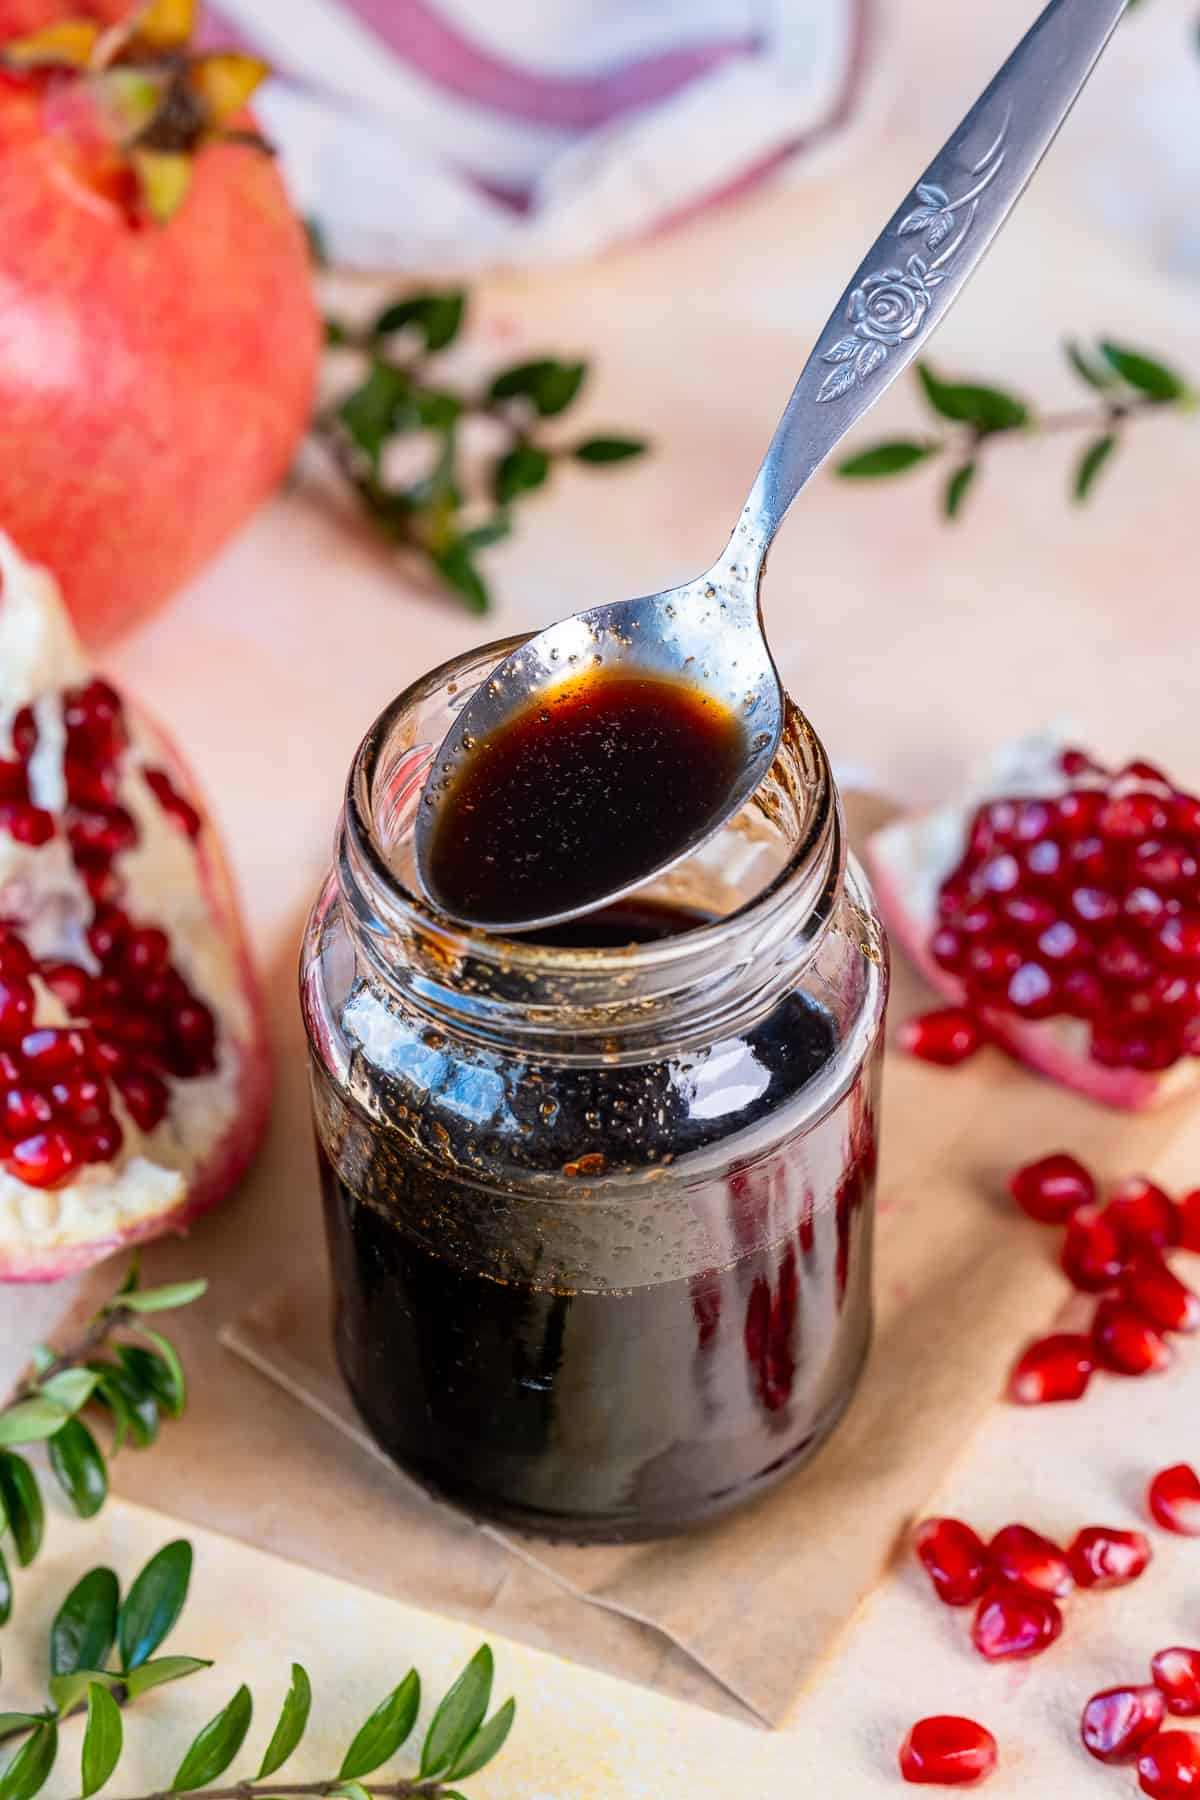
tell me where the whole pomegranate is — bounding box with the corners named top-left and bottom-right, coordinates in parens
top-left (0, 0), bottom-right (319, 642)
top-left (0, 531), bottom-right (270, 1279)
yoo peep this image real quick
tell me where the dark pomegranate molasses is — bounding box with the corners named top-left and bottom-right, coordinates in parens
top-left (424, 670), bottom-right (747, 927)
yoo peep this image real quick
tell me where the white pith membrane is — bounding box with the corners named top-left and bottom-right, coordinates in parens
top-left (867, 730), bottom-right (1200, 1111)
top-left (0, 533), bottom-right (255, 1273)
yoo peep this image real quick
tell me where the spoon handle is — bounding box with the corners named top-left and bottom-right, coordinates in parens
top-left (739, 0), bottom-right (1128, 560)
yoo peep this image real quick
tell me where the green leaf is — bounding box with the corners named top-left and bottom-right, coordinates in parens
top-left (37, 1370), bottom-right (98, 1415)
top-left (339, 362), bottom-right (415, 465)
top-left (257, 1665), bottom-right (312, 1779)
top-left (29, 1348), bottom-right (55, 1376)
top-left (121, 1337), bottom-right (184, 1419)
top-left (493, 444), bottom-right (550, 505)
top-left (1099, 341), bottom-right (1185, 401)
top-left (118, 1280), bottom-right (207, 1315)
top-left (122, 1657), bottom-right (212, 1700)
top-left (172, 1686), bottom-right (252, 1792)
top-left (944, 460), bottom-right (976, 519)
top-left (116, 1254), bottom-right (141, 1297)
top-left (414, 389), bottom-right (461, 431)
top-left (461, 516), bottom-right (511, 552)
top-left (433, 540), bottom-right (490, 613)
top-left (918, 364), bottom-right (1028, 431)
top-left (48, 1419), bottom-right (108, 1519)
top-left (446, 1697), bottom-right (515, 1781)
top-left (89, 1365), bottom-right (157, 1450)
top-left (338, 1671), bottom-right (419, 1780)
top-left (0, 1720), bottom-right (56, 1800)
top-left (50, 1568), bottom-right (120, 1677)
top-left (489, 359), bottom-right (587, 416)
top-left (0, 1399), bottom-right (69, 1447)
top-left (837, 440), bottom-right (939, 478)
top-left (0, 1452), bottom-right (44, 1565)
top-left (1065, 340), bottom-right (1117, 391)
top-left (1074, 433), bottom-right (1117, 502)
top-left (80, 1683), bottom-right (122, 1798)
top-left (372, 291), bottom-right (466, 351)
top-left (330, 1784), bottom-right (371, 1800)
top-left (47, 1672), bottom-right (120, 1717)
top-left (0, 1722), bottom-right (43, 1746)
top-left (420, 1647), bottom-right (493, 1779)
top-left (572, 436), bottom-right (647, 464)
top-left (0, 1546), bottom-right (11, 1626)
top-left (118, 1540), bottom-right (192, 1671)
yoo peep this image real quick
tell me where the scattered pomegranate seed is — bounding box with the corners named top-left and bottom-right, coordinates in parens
top-left (1093, 1298), bottom-right (1172, 1376)
top-left (972, 1588), bottom-right (1063, 1660)
top-left (1109, 1177), bottom-right (1181, 1252)
top-left (1137, 1730), bottom-right (1200, 1798)
top-left (1124, 1257), bottom-right (1200, 1333)
top-left (899, 1716), bottom-right (997, 1787)
top-left (1178, 1191), bottom-right (1200, 1253)
top-left (914, 1517), bottom-right (989, 1607)
top-left (1068, 1525), bottom-right (1151, 1588)
top-left (1008, 1152), bottom-right (1095, 1223)
top-left (1148, 1465), bottom-right (1200, 1536)
top-left (987, 1523), bottom-right (1073, 1598)
top-left (5, 1128), bottom-right (83, 1188)
top-left (1154, 1651), bottom-right (1200, 1717)
top-left (1008, 1333), bottom-right (1094, 1405)
top-left (899, 1008), bottom-right (981, 1066)
top-left (1062, 1205), bottom-right (1127, 1292)
top-left (1082, 1685), bottom-right (1168, 1764)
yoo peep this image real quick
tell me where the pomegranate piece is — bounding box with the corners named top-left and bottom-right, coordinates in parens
top-left (1008, 1151), bottom-right (1095, 1223)
top-left (1108, 1176), bottom-right (1181, 1251)
top-left (1068, 1525), bottom-right (1151, 1588)
top-left (1149, 1464), bottom-right (1200, 1536)
top-left (1007, 1333), bottom-right (1094, 1405)
top-left (1138, 1731), bottom-right (1200, 1798)
top-left (1062, 1204), bottom-right (1127, 1292)
top-left (1124, 1257), bottom-right (1200, 1333)
top-left (987, 1523), bottom-right (1073, 1598)
top-left (1153, 1650), bottom-right (1200, 1718)
top-left (1178, 1191), bottom-right (1200, 1253)
top-left (0, 533), bottom-right (270, 1282)
top-left (914, 1517), bottom-right (989, 1607)
top-left (1082, 1686), bottom-right (1168, 1764)
top-left (972, 1588), bottom-right (1063, 1660)
top-left (866, 735), bottom-right (1200, 1110)
top-left (899, 1008), bottom-right (981, 1066)
top-left (899, 1716), bottom-right (997, 1787)
top-left (1093, 1298), bottom-right (1173, 1375)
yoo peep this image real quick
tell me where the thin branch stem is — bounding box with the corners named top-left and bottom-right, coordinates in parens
top-left (7, 1305), bottom-right (130, 1407)
top-left (109, 1781), bottom-right (449, 1800)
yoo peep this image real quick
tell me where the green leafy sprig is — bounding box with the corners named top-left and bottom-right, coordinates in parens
top-left (1, 1544), bottom-right (514, 1800)
top-left (313, 288), bottom-right (648, 612)
top-left (0, 1258), bottom-right (206, 1623)
top-left (836, 339), bottom-right (1195, 518)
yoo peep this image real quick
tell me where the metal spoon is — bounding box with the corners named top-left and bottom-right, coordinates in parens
top-left (416, 0), bottom-right (1128, 934)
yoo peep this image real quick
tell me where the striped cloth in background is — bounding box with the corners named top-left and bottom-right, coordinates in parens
top-left (208, 0), bottom-right (875, 271)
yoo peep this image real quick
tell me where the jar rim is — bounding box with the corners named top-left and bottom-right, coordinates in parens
top-left (343, 633), bottom-right (838, 981)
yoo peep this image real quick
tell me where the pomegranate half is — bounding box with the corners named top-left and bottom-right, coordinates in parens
top-left (867, 733), bottom-right (1200, 1110)
top-left (0, 533), bottom-right (269, 1280)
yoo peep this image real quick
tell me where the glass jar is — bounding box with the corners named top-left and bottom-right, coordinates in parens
top-left (300, 639), bottom-right (888, 1543)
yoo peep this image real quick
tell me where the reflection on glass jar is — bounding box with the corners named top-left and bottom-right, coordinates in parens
top-left (300, 639), bottom-right (888, 1543)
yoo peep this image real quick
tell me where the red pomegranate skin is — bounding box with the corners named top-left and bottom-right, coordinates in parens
top-left (0, 1), bottom-right (319, 643)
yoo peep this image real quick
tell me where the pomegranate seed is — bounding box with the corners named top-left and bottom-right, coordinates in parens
top-left (0, 760), bottom-right (26, 802)
top-left (67, 805), bottom-right (138, 857)
top-left (1008, 1334), bottom-right (1093, 1405)
top-left (144, 767), bottom-right (202, 839)
top-left (1008, 1152), bottom-right (1094, 1223)
top-left (1124, 1257), bottom-right (1200, 1333)
top-left (10, 706), bottom-right (36, 759)
top-left (87, 906), bottom-right (130, 964)
top-left (92, 1037), bottom-right (128, 1075)
top-left (123, 927), bottom-right (169, 977)
top-left (0, 934), bottom-right (33, 977)
top-left (39, 961), bottom-right (91, 1014)
top-left (1023, 839), bottom-right (1063, 882)
top-left (20, 1028), bottom-right (91, 1077)
top-left (1062, 1205), bottom-right (1127, 1292)
top-left (5, 1127), bottom-right (83, 1187)
top-left (1100, 934), bottom-right (1157, 987)
top-left (1093, 1298), bottom-right (1172, 1375)
top-left (1068, 1525), bottom-right (1151, 1588)
top-left (1071, 885), bottom-right (1120, 926)
top-left (987, 1523), bottom-right (1073, 1597)
top-left (1139, 843), bottom-right (1199, 888)
top-left (64, 755), bottom-right (119, 809)
top-left (898, 1716), bottom-right (997, 1787)
top-left (1138, 1730), bottom-right (1200, 1798)
top-left (49, 1076), bottom-right (105, 1127)
top-left (979, 853), bottom-right (1021, 895)
top-left (64, 679), bottom-right (125, 762)
top-left (0, 1051), bottom-right (20, 1083)
top-left (1110, 1178), bottom-right (1181, 1251)
top-left (1127, 887), bottom-right (1170, 930)
top-left (1006, 962), bottom-right (1057, 1018)
top-left (972, 1588), bottom-right (1062, 1660)
top-left (1171, 793), bottom-right (1200, 839)
top-left (1056, 789), bottom-right (1103, 837)
top-left (914, 1517), bottom-right (989, 1607)
top-left (83, 1115), bottom-right (123, 1163)
top-left (0, 803), bottom-right (55, 845)
top-left (1159, 916), bottom-right (1200, 966)
top-left (4, 1088), bottom-right (53, 1134)
top-left (0, 973), bottom-right (35, 1045)
top-left (1037, 919), bottom-right (1086, 964)
top-left (1061, 747), bottom-right (1103, 776)
top-left (1154, 1651), bottom-right (1200, 1718)
top-left (114, 1069), bottom-right (168, 1132)
top-left (1000, 893), bottom-right (1056, 935)
top-left (163, 998), bottom-right (216, 1075)
top-left (899, 1009), bottom-right (981, 1066)
top-left (966, 940), bottom-right (1022, 988)
top-left (1064, 969), bottom-right (1106, 1018)
top-left (1149, 1464), bottom-right (1200, 1536)
top-left (1083, 1686), bottom-right (1168, 1764)
top-left (1178, 1192), bottom-right (1200, 1254)
top-left (1099, 793), bottom-right (1169, 840)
